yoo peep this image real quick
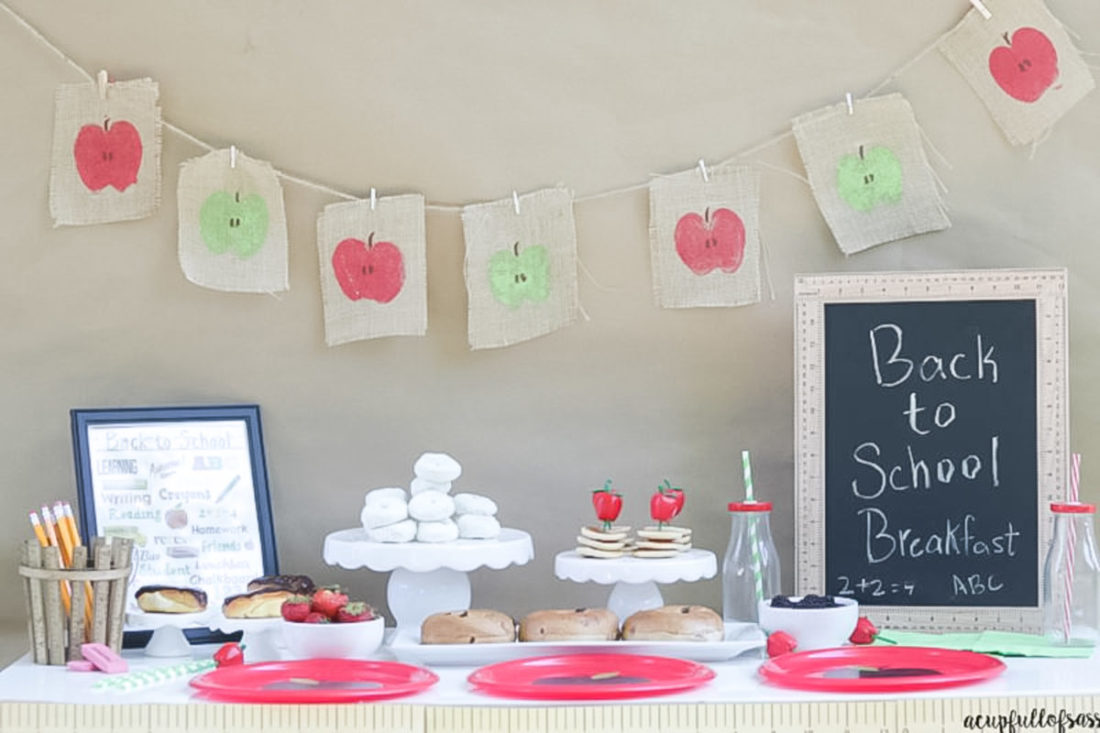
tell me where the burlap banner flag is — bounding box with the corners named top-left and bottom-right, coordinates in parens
top-left (316, 195), bottom-right (427, 345)
top-left (792, 93), bottom-right (950, 256)
top-left (177, 148), bottom-right (288, 293)
top-left (48, 74), bottom-right (161, 226)
top-left (648, 165), bottom-right (761, 309)
top-left (461, 187), bottom-right (579, 350)
top-left (940, 0), bottom-right (1094, 147)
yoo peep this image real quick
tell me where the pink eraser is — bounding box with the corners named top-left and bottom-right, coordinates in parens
top-left (80, 642), bottom-right (128, 674)
top-left (67, 659), bottom-right (96, 672)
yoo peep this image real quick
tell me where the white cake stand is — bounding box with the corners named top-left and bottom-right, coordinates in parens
top-left (125, 609), bottom-right (213, 657)
top-left (206, 615), bottom-right (284, 662)
top-left (554, 549), bottom-right (718, 621)
top-left (323, 527), bottom-right (534, 633)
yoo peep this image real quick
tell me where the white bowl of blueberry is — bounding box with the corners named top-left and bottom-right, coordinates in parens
top-left (758, 594), bottom-right (859, 651)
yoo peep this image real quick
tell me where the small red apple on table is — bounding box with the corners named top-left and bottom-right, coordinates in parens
top-left (213, 641), bottom-right (246, 667)
top-left (849, 616), bottom-right (878, 645)
top-left (988, 27), bottom-right (1059, 103)
top-left (766, 631), bottom-right (797, 658)
top-left (591, 479), bottom-right (623, 531)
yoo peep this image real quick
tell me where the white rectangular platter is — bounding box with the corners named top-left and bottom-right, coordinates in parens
top-left (385, 622), bottom-right (765, 666)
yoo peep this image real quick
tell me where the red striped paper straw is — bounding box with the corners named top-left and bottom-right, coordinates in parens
top-left (1064, 453), bottom-right (1081, 642)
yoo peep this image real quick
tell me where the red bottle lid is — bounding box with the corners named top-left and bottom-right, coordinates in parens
top-left (1051, 502), bottom-right (1096, 514)
top-left (728, 501), bottom-right (772, 512)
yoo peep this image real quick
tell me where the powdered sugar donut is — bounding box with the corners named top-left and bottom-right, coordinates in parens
top-left (367, 519), bottom-right (416, 543)
top-left (413, 452), bottom-right (462, 483)
top-left (457, 514), bottom-right (501, 539)
top-left (408, 491), bottom-right (455, 522)
top-left (453, 493), bottom-right (498, 516)
top-left (365, 487), bottom-right (408, 505)
top-left (361, 496), bottom-right (408, 529)
top-left (410, 477), bottom-right (452, 495)
top-left (416, 518), bottom-right (459, 543)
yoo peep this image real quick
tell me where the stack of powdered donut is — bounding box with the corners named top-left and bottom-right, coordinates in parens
top-left (360, 452), bottom-right (502, 543)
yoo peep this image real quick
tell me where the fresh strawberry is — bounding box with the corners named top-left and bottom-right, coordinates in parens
top-left (766, 631), bottom-right (797, 658)
top-left (311, 586), bottom-right (349, 619)
top-left (304, 611), bottom-right (331, 624)
top-left (849, 616), bottom-right (878, 645)
top-left (280, 595), bottom-right (313, 622)
top-left (335, 602), bottom-right (375, 623)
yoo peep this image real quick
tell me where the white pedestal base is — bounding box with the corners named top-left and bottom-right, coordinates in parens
top-left (387, 567), bottom-right (472, 634)
top-left (142, 626), bottom-right (192, 658)
top-left (554, 549), bottom-right (718, 621)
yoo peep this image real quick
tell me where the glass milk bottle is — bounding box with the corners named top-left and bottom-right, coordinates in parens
top-left (1042, 502), bottom-right (1100, 646)
top-left (722, 501), bottom-right (781, 624)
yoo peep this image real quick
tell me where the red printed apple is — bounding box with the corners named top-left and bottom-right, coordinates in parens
top-left (650, 479), bottom-right (684, 529)
top-left (988, 27), bottom-right (1059, 103)
top-left (674, 207), bottom-right (746, 276)
top-left (332, 232), bottom-right (405, 304)
top-left (73, 118), bottom-right (143, 192)
top-left (591, 479), bottom-right (623, 531)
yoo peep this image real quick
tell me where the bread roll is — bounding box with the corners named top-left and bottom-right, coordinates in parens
top-left (519, 608), bottom-right (619, 642)
top-left (421, 609), bottom-right (516, 644)
top-left (247, 574), bottom-right (315, 595)
top-left (621, 605), bottom-right (723, 642)
top-left (222, 589), bottom-right (293, 618)
top-left (135, 585), bottom-right (207, 613)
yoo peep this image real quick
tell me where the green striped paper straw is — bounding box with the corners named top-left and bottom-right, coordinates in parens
top-left (93, 659), bottom-right (215, 693)
top-left (742, 450), bottom-right (764, 603)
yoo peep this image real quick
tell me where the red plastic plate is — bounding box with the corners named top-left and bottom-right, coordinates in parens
top-left (760, 646), bottom-right (1005, 693)
top-left (468, 653), bottom-right (716, 700)
top-left (190, 658), bottom-right (438, 703)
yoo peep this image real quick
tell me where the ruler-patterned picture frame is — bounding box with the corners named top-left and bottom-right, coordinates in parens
top-left (794, 269), bottom-right (1068, 632)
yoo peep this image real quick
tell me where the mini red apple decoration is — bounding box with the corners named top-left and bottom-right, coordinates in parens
top-left (849, 616), bottom-right (878, 645)
top-left (73, 118), bottom-right (143, 192)
top-left (674, 206), bottom-right (746, 276)
top-left (591, 479), bottom-right (623, 530)
top-left (650, 479), bottom-right (684, 529)
top-left (766, 631), bottom-right (797, 658)
top-left (213, 641), bottom-right (245, 667)
top-left (988, 27), bottom-right (1059, 103)
top-left (332, 232), bottom-right (406, 304)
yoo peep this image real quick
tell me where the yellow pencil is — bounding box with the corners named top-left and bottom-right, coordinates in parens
top-left (51, 502), bottom-right (74, 568)
top-left (39, 505), bottom-right (72, 616)
top-left (28, 512), bottom-right (48, 548)
top-left (64, 503), bottom-right (95, 631)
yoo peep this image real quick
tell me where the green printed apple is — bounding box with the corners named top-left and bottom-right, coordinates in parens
top-left (836, 145), bottom-right (903, 212)
top-left (199, 190), bottom-right (269, 259)
top-left (488, 242), bottom-right (550, 308)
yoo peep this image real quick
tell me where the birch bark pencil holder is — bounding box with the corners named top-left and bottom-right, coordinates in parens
top-left (18, 537), bottom-right (133, 665)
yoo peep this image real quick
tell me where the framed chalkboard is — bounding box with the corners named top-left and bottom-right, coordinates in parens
top-left (71, 404), bottom-right (278, 646)
top-left (795, 269), bottom-right (1067, 632)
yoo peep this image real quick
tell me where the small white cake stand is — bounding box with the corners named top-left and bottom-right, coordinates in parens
top-left (125, 609), bottom-right (213, 657)
top-left (323, 527), bottom-right (534, 633)
top-left (206, 615), bottom-right (285, 662)
top-left (554, 549), bottom-right (718, 621)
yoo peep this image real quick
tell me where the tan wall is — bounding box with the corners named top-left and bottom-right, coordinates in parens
top-left (1, 1), bottom-right (1098, 625)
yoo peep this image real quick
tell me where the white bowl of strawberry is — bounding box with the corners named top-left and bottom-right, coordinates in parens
top-left (279, 586), bottom-right (384, 659)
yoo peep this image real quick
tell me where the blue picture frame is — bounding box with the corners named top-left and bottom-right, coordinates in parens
top-left (71, 404), bottom-right (278, 648)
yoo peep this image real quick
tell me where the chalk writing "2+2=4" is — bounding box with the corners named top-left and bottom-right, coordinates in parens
top-left (837, 576), bottom-right (915, 597)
